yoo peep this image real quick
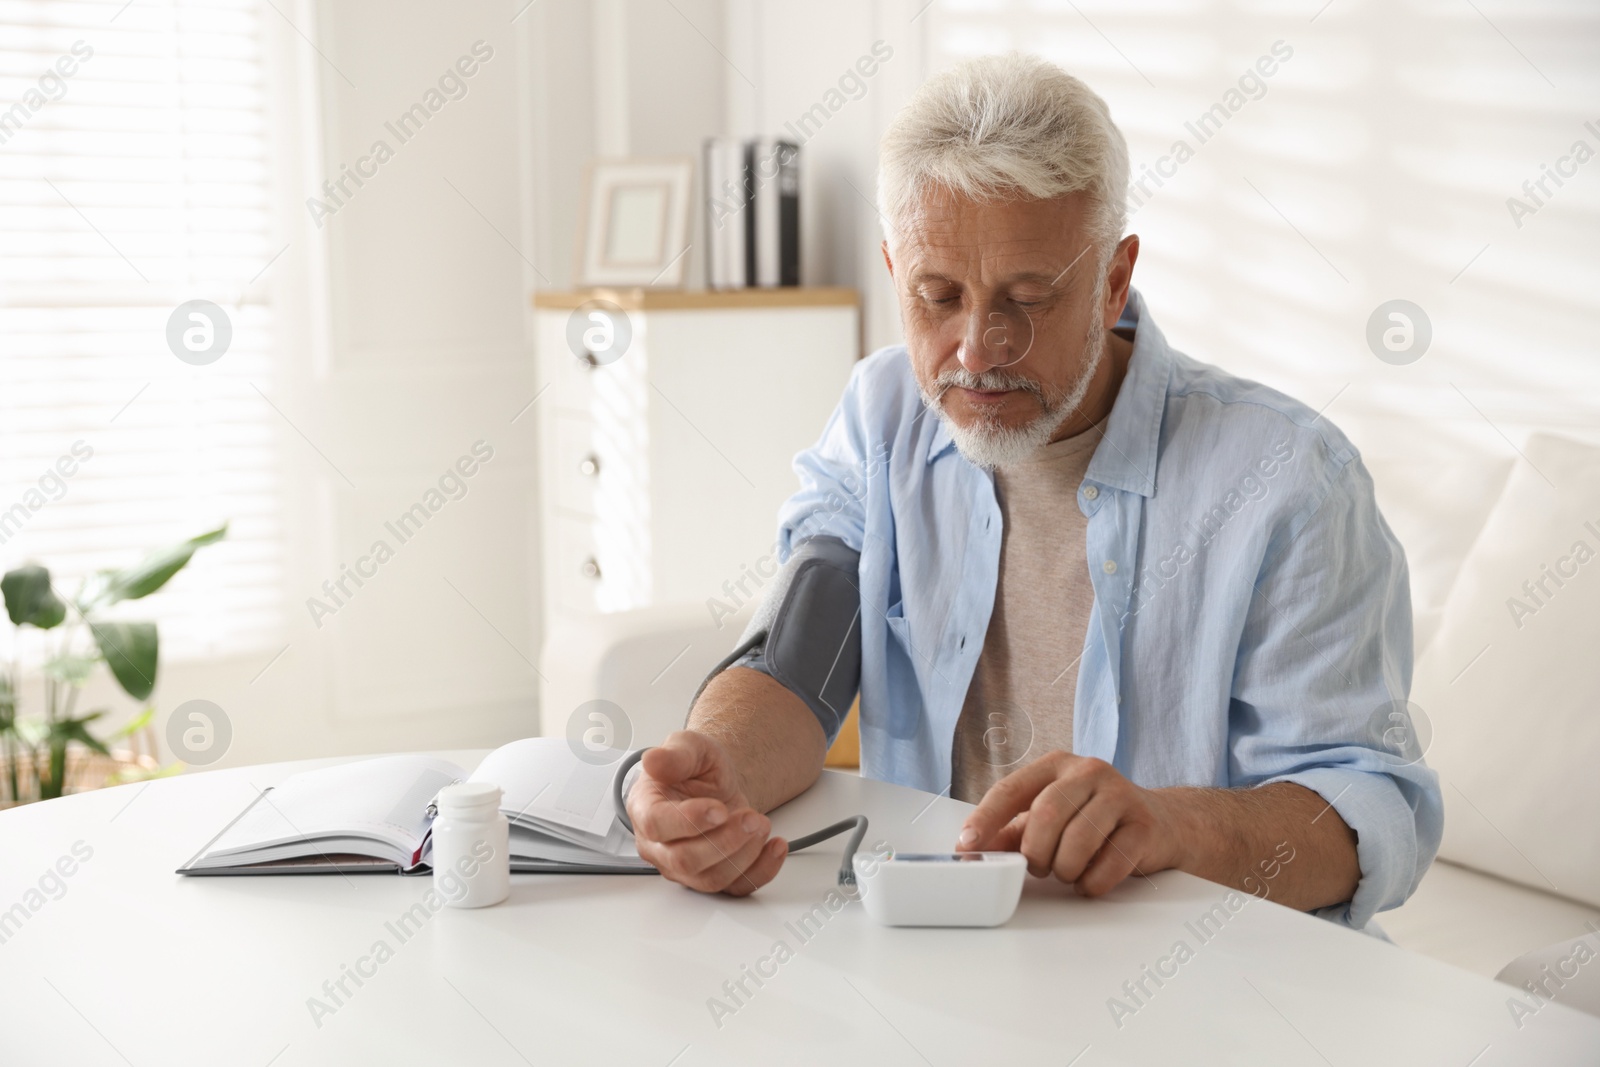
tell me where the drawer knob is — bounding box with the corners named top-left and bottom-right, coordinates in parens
top-left (578, 454), bottom-right (600, 478)
top-left (579, 556), bottom-right (602, 580)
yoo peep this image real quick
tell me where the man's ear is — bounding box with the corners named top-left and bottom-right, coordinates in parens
top-left (881, 239), bottom-right (894, 278)
top-left (1102, 234), bottom-right (1140, 328)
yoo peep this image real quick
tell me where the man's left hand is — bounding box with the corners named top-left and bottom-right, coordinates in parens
top-left (957, 751), bottom-right (1189, 897)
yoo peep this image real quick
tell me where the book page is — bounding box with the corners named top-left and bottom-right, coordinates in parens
top-left (468, 738), bottom-right (628, 841)
top-left (202, 755), bottom-right (464, 862)
top-left (506, 824), bottom-right (651, 869)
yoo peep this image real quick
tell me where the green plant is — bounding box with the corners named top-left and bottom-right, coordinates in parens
top-left (1, 525), bottom-right (226, 803)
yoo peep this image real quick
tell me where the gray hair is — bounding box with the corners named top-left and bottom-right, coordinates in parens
top-left (877, 52), bottom-right (1129, 265)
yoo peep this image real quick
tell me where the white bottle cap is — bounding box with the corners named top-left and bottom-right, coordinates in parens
top-left (437, 781), bottom-right (502, 816)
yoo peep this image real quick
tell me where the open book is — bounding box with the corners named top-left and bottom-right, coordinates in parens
top-left (178, 738), bottom-right (654, 876)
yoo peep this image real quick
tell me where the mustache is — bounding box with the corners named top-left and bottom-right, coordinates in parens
top-left (929, 367), bottom-right (1047, 403)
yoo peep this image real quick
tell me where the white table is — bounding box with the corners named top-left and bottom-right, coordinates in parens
top-left (2, 752), bottom-right (1597, 1066)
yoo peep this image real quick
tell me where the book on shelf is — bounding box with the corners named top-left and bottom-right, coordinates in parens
top-left (177, 738), bottom-right (655, 876)
top-left (705, 135), bottom-right (799, 290)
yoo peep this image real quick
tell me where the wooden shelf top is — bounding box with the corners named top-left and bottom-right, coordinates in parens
top-left (532, 286), bottom-right (859, 311)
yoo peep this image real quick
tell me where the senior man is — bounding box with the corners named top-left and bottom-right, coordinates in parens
top-left (626, 53), bottom-right (1442, 931)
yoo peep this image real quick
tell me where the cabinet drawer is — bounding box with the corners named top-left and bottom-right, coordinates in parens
top-left (553, 413), bottom-right (600, 517)
top-left (537, 314), bottom-right (600, 415)
top-left (550, 515), bottom-right (603, 614)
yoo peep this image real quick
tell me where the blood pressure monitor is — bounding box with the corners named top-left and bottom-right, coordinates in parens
top-left (852, 850), bottom-right (1027, 927)
top-left (614, 749), bottom-right (1029, 928)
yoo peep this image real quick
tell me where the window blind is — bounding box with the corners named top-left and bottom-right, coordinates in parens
top-left (921, 0), bottom-right (1599, 639)
top-left (0, 0), bottom-right (285, 663)
top-left (922, 0), bottom-right (1600, 439)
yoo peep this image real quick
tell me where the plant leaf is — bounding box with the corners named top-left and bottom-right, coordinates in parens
top-left (89, 621), bottom-right (159, 701)
top-left (2, 565), bottom-right (67, 629)
top-left (43, 654), bottom-right (99, 687)
top-left (49, 713), bottom-right (110, 757)
top-left (14, 717), bottom-right (48, 745)
top-left (0, 674), bottom-right (14, 730)
top-left (76, 570), bottom-right (113, 608)
top-left (89, 525), bottom-right (227, 607)
top-left (110, 705), bottom-right (155, 739)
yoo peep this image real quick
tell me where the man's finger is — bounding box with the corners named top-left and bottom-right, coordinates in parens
top-left (684, 821), bottom-right (772, 891)
top-left (669, 809), bottom-right (771, 878)
top-left (632, 819), bottom-right (755, 892)
top-left (1075, 822), bottom-right (1147, 897)
top-left (640, 730), bottom-right (719, 788)
top-left (632, 790), bottom-right (730, 844)
top-left (959, 754), bottom-right (1071, 850)
top-left (722, 837), bottom-right (788, 898)
top-left (989, 812), bottom-right (1028, 853)
top-left (1045, 791), bottom-right (1122, 883)
top-left (643, 817), bottom-right (773, 894)
top-left (1017, 774), bottom-right (1098, 875)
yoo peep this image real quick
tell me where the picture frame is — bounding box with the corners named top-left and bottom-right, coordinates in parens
top-left (575, 156), bottom-right (695, 288)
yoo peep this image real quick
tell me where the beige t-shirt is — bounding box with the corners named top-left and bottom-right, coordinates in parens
top-left (950, 422), bottom-right (1103, 804)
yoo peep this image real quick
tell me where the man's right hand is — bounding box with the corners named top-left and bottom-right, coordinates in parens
top-left (625, 729), bottom-right (788, 896)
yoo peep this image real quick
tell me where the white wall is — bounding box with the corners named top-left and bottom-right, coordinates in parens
top-left (527, 0), bottom-right (725, 291)
top-left (725, 0), bottom-right (1600, 637)
top-left (165, 0), bottom-right (729, 769)
top-left (724, 0), bottom-right (929, 350)
top-left (132, 0), bottom-right (550, 769)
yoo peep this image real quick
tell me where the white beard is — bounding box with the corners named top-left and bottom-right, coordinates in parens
top-left (921, 311), bottom-right (1109, 471)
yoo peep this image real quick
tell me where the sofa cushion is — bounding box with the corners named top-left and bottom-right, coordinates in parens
top-left (1382, 859), bottom-right (1600, 978)
top-left (1362, 446), bottom-right (1512, 657)
top-left (1410, 433), bottom-right (1600, 908)
top-left (1496, 929), bottom-right (1600, 1022)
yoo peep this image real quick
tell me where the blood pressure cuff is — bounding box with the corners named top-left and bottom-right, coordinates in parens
top-left (694, 536), bottom-right (862, 745)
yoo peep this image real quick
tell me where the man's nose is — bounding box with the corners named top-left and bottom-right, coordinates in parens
top-left (957, 304), bottom-right (1010, 375)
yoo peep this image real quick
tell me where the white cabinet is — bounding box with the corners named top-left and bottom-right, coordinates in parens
top-left (532, 287), bottom-right (860, 733)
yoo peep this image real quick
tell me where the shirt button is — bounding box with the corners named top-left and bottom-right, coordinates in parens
top-left (1083, 485), bottom-right (1099, 500)
top-left (1103, 559), bottom-right (1118, 575)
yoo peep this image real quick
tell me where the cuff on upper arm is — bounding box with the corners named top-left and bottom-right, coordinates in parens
top-left (1263, 765), bottom-right (1433, 931)
top-left (733, 634), bottom-right (852, 747)
top-left (722, 536), bottom-right (862, 747)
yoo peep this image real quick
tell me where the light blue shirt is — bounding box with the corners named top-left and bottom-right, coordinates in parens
top-left (772, 288), bottom-right (1442, 930)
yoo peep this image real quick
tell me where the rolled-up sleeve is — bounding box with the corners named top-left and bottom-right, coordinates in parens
top-left (1229, 454), bottom-right (1444, 931)
top-left (732, 361), bottom-right (882, 742)
top-left (773, 361), bottom-right (879, 558)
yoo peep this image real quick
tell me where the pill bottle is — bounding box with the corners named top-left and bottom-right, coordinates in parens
top-left (432, 782), bottom-right (510, 908)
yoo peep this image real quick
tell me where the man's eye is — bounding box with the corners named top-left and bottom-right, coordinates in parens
top-left (922, 293), bottom-right (960, 307)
